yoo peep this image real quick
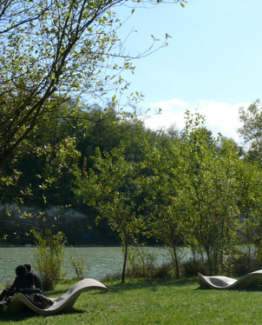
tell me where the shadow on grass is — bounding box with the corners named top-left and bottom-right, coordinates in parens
top-left (45, 277), bottom-right (199, 298)
top-left (0, 306), bottom-right (86, 322)
top-left (195, 285), bottom-right (262, 292)
top-left (104, 278), bottom-right (262, 294)
top-left (238, 285), bottom-right (262, 292)
top-left (100, 277), bottom-right (200, 295)
top-left (0, 311), bottom-right (39, 322)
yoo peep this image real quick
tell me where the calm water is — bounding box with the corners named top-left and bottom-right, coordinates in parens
top-left (0, 247), bottom-right (189, 285)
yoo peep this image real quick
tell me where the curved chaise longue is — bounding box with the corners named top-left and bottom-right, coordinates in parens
top-left (2, 278), bottom-right (107, 315)
top-left (198, 269), bottom-right (262, 290)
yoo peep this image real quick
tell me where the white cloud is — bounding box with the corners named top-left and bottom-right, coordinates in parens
top-left (142, 98), bottom-right (251, 143)
top-left (149, 98), bottom-right (188, 110)
top-left (142, 111), bottom-right (185, 131)
top-left (148, 101), bottom-right (173, 111)
top-left (167, 98), bottom-right (189, 108)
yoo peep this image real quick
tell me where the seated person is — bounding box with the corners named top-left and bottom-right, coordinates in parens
top-left (24, 264), bottom-right (43, 292)
top-left (0, 265), bottom-right (29, 301)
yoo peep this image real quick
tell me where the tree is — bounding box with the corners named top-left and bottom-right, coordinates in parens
top-left (236, 159), bottom-right (262, 271)
top-left (0, 0), bottom-right (185, 170)
top-left (238, 100), bottom-right (262, 162)
top-left (181, 113), bottom-right (241, 275)
top-left (141, 112), bottom-right (243, 276)
top-left (74, 144), bottom-right (146, 283)
top-left (0, 103), bottom-right (147, 244)
top-left (140, 136), bottom-right (187, 279)
top-left (0, 0), bottom-right (185, 242)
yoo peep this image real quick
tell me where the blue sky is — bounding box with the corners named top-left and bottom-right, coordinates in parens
top-left (112, 0), bottom-right (262, 142)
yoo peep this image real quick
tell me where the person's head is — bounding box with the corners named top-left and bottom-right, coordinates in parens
top-left (24, 264), bottom-right (32, 272)
top-left (15, 265), bottom-right (27, 277)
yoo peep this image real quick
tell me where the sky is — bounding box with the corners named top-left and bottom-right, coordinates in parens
top-left (111, 0), bottom-right (262, 143)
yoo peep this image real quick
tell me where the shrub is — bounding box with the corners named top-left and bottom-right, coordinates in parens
top-left (70, 250), bottom-right (90, 280)
top-left (153, 262), bottom-right (173, 279)
top-left (33, 229), bottom-right (67, 291)
top-left (181, 258), bottom-right (207, 277)
top-left (100, 272), bottom-right (122, 282)
top-left (228, 251), bottom-right (262, 277)
top-left (126, 247), bottom-right (157, 279)
top-left (167, 247), bottom-right (185, 279)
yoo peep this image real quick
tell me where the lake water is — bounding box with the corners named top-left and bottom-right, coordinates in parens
top-left (0, 247), bottom-right (189, 285)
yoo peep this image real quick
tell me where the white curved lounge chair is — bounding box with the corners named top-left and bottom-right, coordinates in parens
top-left (2, 278), bottom-right (107, 315)
top-left (198, 270), bottom-right (262, 290)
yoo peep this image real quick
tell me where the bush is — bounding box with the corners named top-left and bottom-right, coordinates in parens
top-left (33, 229), bottom-right (67, 291)
top-left (181, 258), bottom-right (207, 278)
top-left (228, 251), bottom-right (262, 277)
top-left (100, 272), bottom-right (122, 282)
top-left (126, 247), bottom-right (157, 279)
top-left (153, 262), bottom-right (173, 279)
top-left (70, 250), bottom-right (90, 280)
top-left (166, 247), bottom-right (186, 279)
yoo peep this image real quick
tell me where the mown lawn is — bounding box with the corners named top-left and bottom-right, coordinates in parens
top-left (1, 278), bottom-right (262, 324)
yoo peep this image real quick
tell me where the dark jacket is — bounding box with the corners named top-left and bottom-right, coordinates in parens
top-left (27, 270), bottom-right (43, 291)
top-left (10, 276), bottom-right (29, 291)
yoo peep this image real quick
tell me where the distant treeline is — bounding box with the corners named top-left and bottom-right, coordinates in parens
top-left (0, 102), bottom-right (163, 246)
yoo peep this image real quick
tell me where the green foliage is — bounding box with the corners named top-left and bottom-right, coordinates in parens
top-left (0, 0), bottom-right (178, 172)
top-left (181, 258), bottom-right (207, 278)
top-left (183, 128), bottom-right (240, 274)
top-left (0, 103), bottom-right (150, 244)
top-left (235, 159), bottom-right (262, 267)
top-left (72, 109), bottom-right (262, 277)
top-left (4, 97), bottom-right (262, 282)
top-left (0, 0), bottom-right (181, 243)
top-left (238, 100), bottom-right (262, 161)
top-left (70, 250), bottom-right (90, 280)
top-left (137, 111), bottom-right (251, 276)
top-left (126, 246), bottom-right (157, 279)
top-left (100, 272), bottom-right (122, 282)
top-left (75, 143), bottom-right (147, 283)
top-left (33, 229), bottom-right (67, 291)
top-left (140, 132), bottom-right (188, 278)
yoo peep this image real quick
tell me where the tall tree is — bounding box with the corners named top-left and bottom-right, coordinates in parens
top-left (0, 0), bottom-right (185, 170)
top-left (141, 137), bottom-right (187, 279)
top-left (182, 113), bottom-right (241, 275)
top-left (74, 144), bottom-right (146, 283)
top-left (0, 0), bottom-right (185, 240)
top-left (238, 100), bottom-right (262, 162)
top-left (236, 158), bottom-right (262, 271)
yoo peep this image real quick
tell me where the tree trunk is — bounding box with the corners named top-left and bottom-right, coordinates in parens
top-left (172, 244), bottom-right (180, 279)
top-left (248, 244), bottom-right (251, 272)
top-left (206, 249), bottom-right (213, 275)
top-left (121, 235), bottom-right (128, 284)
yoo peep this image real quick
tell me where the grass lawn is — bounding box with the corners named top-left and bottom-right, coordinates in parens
top-left (1, 278), bottom-right (262, 324)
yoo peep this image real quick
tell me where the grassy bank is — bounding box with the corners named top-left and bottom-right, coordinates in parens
top-left (1, 278), bottom-right (262, 324)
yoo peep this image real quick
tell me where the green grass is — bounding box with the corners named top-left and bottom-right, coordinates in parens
top-left (1, 278), bottom-right (262, 324)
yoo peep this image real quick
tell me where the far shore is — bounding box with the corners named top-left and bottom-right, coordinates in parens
top-left (0, 244), bottom-right (166, 248)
